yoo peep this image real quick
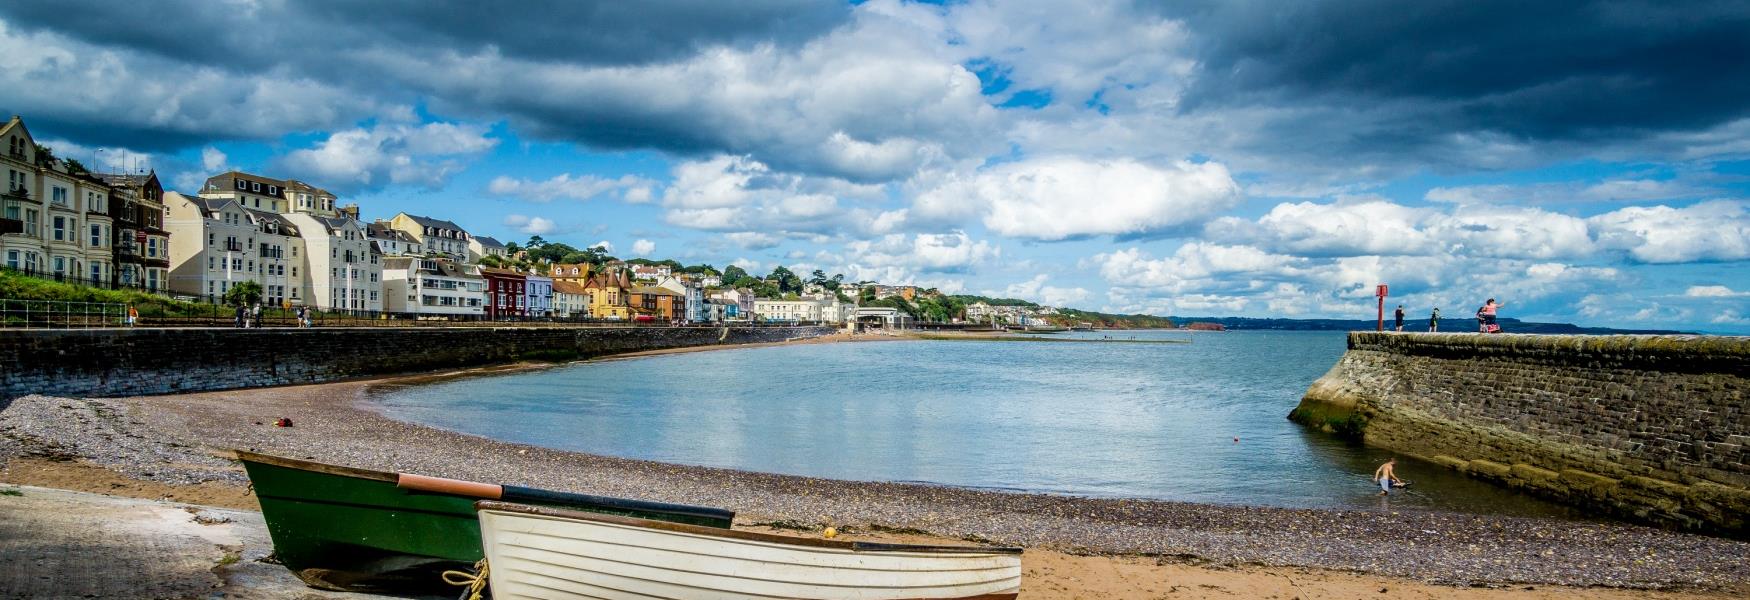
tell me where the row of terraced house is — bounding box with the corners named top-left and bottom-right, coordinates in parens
top-left (5, 114), bottom-right (868, 323)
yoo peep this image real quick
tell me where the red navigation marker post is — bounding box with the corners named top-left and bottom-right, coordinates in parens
top-left (1375, 283), bottom-right (1389, 331)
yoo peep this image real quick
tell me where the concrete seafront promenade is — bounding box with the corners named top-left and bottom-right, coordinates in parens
top-left (2, 352), bottom-right (1748, 597)
top-left (1292, 332), bottom-right (1750, 534)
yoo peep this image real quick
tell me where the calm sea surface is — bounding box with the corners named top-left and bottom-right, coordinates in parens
top-left (375, 330), bottom-right (1585, 519)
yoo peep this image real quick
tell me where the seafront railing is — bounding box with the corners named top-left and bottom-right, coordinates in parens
top-left (0, 299), bottom-right (125, 329)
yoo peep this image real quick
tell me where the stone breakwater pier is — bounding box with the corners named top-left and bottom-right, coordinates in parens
top-left (1292, 332), bottom-right (1749, 535)
top-left (0, 325), bottom-right (836, 399)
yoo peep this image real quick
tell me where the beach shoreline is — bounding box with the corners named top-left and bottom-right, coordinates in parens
top-left (2, 346), bottom-right (1747, 597)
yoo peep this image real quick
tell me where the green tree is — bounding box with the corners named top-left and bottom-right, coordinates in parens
top-left (33, 144), bottom-right (55, 168)
top-left (525, 235), bottom-right (548, 249)
top-left (64, 158), bottom-right (90, 175)
top-left (722, 264), bottom-right (749, 283)
top-left (223, 280), bottom-right (263, 307)
top-left (769, 266), bottom-right (802, 294)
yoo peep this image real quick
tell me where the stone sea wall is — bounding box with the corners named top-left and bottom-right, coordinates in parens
top-left (1292, 332), bottom-right (1749, 535)
top-left (0, 325), bottom-right (835, 399)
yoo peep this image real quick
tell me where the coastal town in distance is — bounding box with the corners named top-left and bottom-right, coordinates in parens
top-left (3, 2), bottom-right (1749, 599)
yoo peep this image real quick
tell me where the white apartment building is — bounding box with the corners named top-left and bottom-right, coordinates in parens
top-left (630, 264), bottom-right (671, 281)
top-left (389, 213), bottom-right (470, 260)
top-left (200, 171), bottom-right (289, 213)
top-left (552, 280), bottom-right (588, 318)
top-left (281, 179), bottom-right (339, 217)
top-left (381, 256), bottom-right (484, 316)
top-left (165, 192), bottom-right (303, 305)
top-left (284, 213), bottom-right (382, 311)
top-left (753, 298), bottom-right (823, 322)
top-left (468, 235), bottom-right (508, 263)
top-left (367, 221), bottom-right (422, 256)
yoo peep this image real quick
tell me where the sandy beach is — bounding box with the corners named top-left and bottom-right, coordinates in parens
top-left (2, 339), bottom-right (1747, 599)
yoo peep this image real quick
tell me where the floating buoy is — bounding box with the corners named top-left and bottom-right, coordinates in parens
top-left (274, 417), bottom-right (294, 428)
top-left (823, 527), bottom-right (837, 539)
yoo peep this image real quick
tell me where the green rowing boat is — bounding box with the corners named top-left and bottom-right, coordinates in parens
top-left (237, 450), bottom-right (735, 593)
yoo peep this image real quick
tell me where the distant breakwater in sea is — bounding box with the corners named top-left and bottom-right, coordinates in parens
top-left (1292, 332), bottom-right (1750, 535)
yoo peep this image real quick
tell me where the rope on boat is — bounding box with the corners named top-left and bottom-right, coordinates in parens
top-left (442, 558), bottom-right (490, 600)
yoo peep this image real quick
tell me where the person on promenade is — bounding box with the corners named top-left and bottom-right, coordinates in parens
top-left (234, 304), bottom-right (246, 328)
top-left (1394, 304), bottom-right (1405, 331)
top-left (1478, 298), bottom-right (1503, 333)
top-left (1374, 458), bottom-right (1402, 496)
top-left (1428, 307), bottom-right (1440, 332)
top-left (126, 305), bottom-right (138, 327)
top-left (252, 303), bottom-right (262, 328)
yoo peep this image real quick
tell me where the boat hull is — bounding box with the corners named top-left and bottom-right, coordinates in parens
top-left (238, 452), bottom-right (733, 593)
top-left (478, 501), bottom-right (1023, 600)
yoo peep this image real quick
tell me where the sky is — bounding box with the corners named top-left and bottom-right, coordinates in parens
top-left (4, 0), bottom-right (1748, 332)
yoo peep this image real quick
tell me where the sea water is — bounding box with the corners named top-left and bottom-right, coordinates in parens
top-left (375, 330), bottom-right (1585, 519)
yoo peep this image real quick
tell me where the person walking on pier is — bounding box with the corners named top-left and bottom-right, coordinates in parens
top-left (1394, 304), bottom-right (1405, 331)
top-left (1428, 307), bottom-right (1440, 332)
top-left (1374, 458), bottom-right (1402, 496)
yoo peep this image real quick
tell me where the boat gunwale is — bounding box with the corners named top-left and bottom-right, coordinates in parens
top-left (478, 501), bottom-right (1025, 555)
top-left (234, 449), bottom-right (399, 483)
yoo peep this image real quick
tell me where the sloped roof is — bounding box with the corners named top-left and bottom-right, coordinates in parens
top-left (398, 212), bottom-right (467, 232)
top-left (552, 280), bottom-right (590, 295)
top-left (474, 235), bottom-right (505, 248)
top-left (631, 285), bottom-right (682, 297)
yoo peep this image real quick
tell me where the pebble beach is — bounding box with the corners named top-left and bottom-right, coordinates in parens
top-left (2, 358), bottom-right (1748, 598)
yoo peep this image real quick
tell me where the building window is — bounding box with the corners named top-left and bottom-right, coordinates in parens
top-left (208, 256), bottom-right (214, 269)
top-left (90, 224), bottom-right (103, 247)
top-left (5, 250), bottom-right (16, 269)
top-left (251, 181), bottom-right (261, 192)
top-left (235, 179), bottom-right (247, 190)
top-left (146, 237), bottom-right (160, 258)
top-left (90, 262), bottom-right (102, 282)
top-left (52, 216), bottom-right (67, 241)
top-left (208, 232), bottom-right (214, 246)
top-left (51, 186), bottom-right (68, 206)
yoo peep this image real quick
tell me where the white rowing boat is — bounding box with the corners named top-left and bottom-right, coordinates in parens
top-left (476, 501), bottom-right (1023, 599)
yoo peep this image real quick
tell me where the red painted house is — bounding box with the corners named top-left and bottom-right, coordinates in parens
top-left (480, 267), bottom-right (527, 319)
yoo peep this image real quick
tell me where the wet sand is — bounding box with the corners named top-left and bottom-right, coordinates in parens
top-left (2, 350), bottom-right (1748, 597)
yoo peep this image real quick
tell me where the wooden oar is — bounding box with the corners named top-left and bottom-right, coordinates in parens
top-left (396, 473), bottom-right (736, 524)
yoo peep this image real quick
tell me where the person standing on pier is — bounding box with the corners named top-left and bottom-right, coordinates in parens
top-left (1394, 305), bottom-right (1405, 331)
top-left (1427, 307), bottom-right (1440, 332)
top-left (1478, 298), bottom-right (1503, 333)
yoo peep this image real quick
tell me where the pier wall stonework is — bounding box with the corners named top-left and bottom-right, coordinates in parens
top-left (1292, 332), bottom-right (1750, 534)
top-left (0, 326), bottom-right (835, 399)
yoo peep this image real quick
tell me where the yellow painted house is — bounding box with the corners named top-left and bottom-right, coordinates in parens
top-left (581, 267), bottom-right (632, 320)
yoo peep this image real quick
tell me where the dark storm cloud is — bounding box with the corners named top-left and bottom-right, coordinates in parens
top-left (1159, 0), bottom-right (1750, 144)
top-left (0, 0), bottom-right (849, 152)
top-left (0, 0), bottom-right (846, 71)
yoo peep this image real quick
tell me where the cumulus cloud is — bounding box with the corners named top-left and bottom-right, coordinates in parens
top-left (843, 231), bottom-right (998, 274)
top-left (631, 239), bottom-right (656, 256)
top-left (660, 155), bottom-right (889, 236)
top-left (487, 173), bottom-right (655, 203)
top-left (1686, 285), bottom-right (1748, 298)
top-left (998, 274), bottom-right (1091, 307)
top-left (1589, 201), bottom-right (1750, 263)
top-left (502, 214), bottom-right (555, 235)
top-left (277, 121), bottom-right (497, 192)
top-left (200, 147), bottom-right (228, 172)
top-left (914, 157), bottom-right (1241, 240)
